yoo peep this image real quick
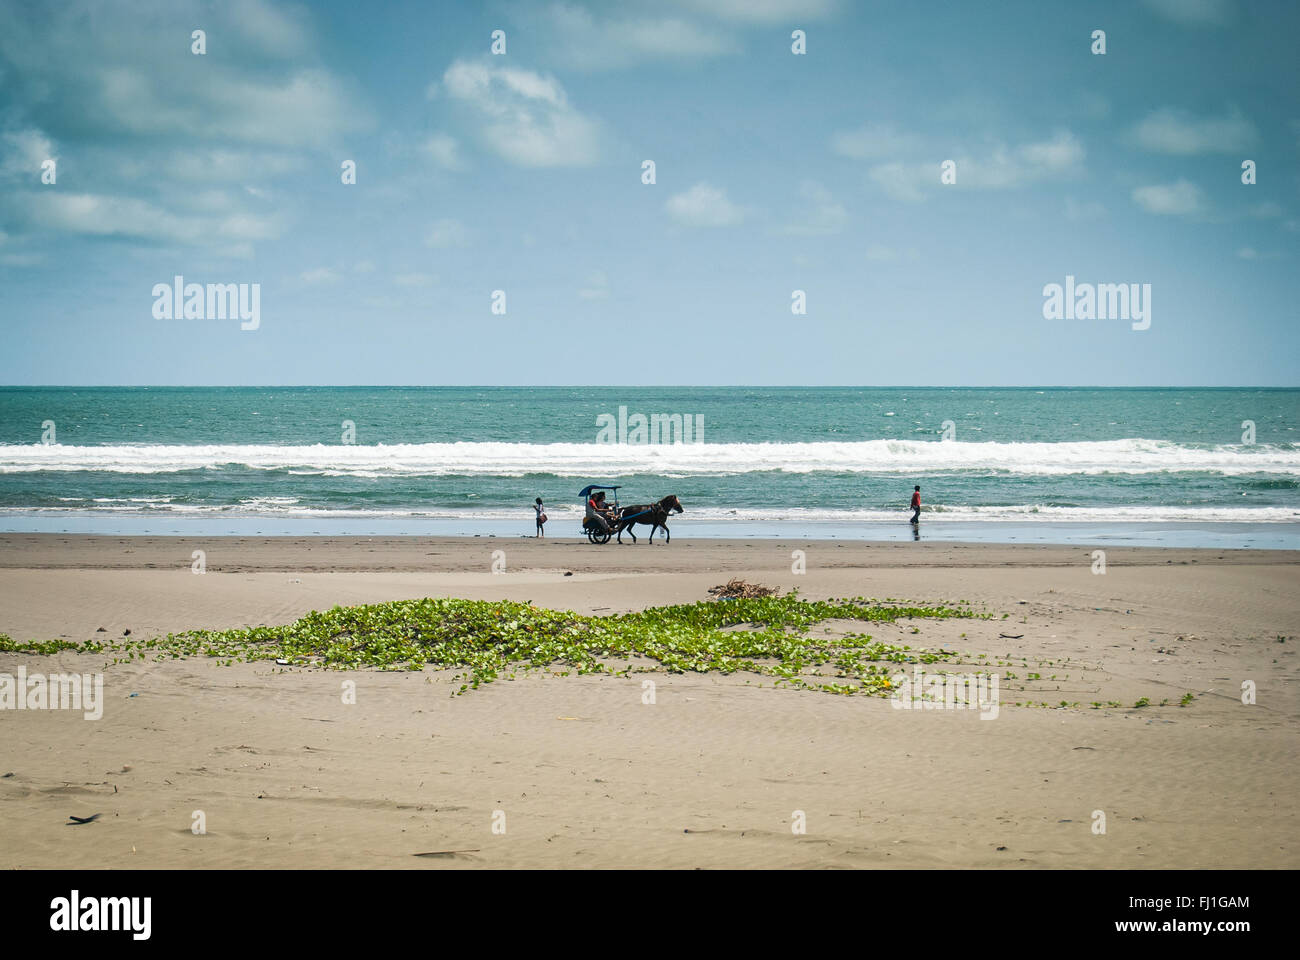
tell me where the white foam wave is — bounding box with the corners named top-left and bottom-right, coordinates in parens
top-left (1, 439), bottom-right (1296, 476)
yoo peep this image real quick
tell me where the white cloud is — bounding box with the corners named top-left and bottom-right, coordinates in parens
top-left (425, 218), bottom-right (468, 248)
top-left (1017, 132), bottom-right (1084, 172)
top-left (1141, 0), bottom-right (1233, 26)
top-left (300, 267), bottom-right (338, 284)
top-left (175, 188), bottom-right (241, 215)
top-left (867, 162), bottom-right (929, 203)
top-left (225, 0), bottom-right (315, 57)
top-left (1132, 179), bottom-right (1206, 216)
top-left (1236, 247), bottom-right (1257, 260)
top-left (96, 66), bottom-right (369, 149)
top-left (0, 129), bottom-right (55, 178)
top-left (0, 2), bottom-right (370, 150)
top-left (420, 133), bottom-right (464, 170)
top-left (862, 131), bottom-right (1084, 201)
top-left (675, 0), bottom-right (842, 23)
top-left (441, 59), bottom-right (601, 167)
top-left (354, 260), bottom-right (376, 273)
top-left (0, 0), bottom-right (369, 258)
top-left (527, 4), bottom-right (737, 70)
top-left (781, 181), bottom-right (847, 235)
top-left (1132, 107), bottom-right (1256, 155)
top-left (167, 150), bottom-right (303, 182)
top-left (9, 191), bottom-right (280, 250)
top-left (957, 131), bottom-right (1084, 188)
top-left (666, 182), bottom-right (745, 227)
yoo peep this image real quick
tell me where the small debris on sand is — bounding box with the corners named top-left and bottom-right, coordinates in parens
top-left (708, 579), bottom-right (779, 599)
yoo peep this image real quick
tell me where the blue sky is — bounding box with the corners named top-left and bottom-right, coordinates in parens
top-left (0, 0), bottom-right (1296, 386)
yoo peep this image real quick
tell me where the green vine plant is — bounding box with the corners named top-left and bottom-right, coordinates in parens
top-left (1, 594), bottom-right (980, 697)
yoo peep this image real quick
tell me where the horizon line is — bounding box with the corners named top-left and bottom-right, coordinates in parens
top-left (1, 384), bottom-right (1297, 391)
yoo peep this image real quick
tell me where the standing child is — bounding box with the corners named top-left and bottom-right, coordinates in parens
top-left (534, 497), bottom-right (547, 537)
top-left (910, 485), bottom-right (921, 524)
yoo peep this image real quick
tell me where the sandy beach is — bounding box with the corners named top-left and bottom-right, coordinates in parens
top-left (1, 534), bottom-right (1297, 869)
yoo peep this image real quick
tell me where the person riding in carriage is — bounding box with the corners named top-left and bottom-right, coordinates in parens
top-left (583, 486), bottom-right (618, 536)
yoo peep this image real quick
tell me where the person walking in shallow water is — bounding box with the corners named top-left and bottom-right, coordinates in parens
top-left (909, 485), bottom-right (921, 524)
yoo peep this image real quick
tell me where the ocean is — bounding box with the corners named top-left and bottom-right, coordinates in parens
top-left (1, 386), bottom-right (1297, 547)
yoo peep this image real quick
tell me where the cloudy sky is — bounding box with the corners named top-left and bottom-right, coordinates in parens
top-left (0, 0), bottom-right (1296, 385)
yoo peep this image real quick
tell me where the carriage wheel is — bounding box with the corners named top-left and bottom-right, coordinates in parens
top-left (590, 526), bottom-right (611, 544)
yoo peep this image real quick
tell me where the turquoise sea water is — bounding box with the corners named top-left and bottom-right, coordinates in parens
top-left (1, 387), bottom-right (1297, 546)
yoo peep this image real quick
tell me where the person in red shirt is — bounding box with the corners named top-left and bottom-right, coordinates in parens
top-left (586, 491), bottom-right (613, 534)
top-left (909, 485), bottom-right (921, 524)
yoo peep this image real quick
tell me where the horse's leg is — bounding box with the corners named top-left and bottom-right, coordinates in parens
top-left (663, 522), bottom-right (670, 544)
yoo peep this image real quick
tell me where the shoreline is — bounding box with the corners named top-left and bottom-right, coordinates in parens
top-left (2, 518), bottom-right (1298, 549)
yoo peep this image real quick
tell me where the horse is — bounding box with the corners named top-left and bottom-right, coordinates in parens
top-left (615, 495), bottom-right (683, 544)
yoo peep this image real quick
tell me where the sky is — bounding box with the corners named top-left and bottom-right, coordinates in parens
top-left (0, 0), bottom-right (1296, 386)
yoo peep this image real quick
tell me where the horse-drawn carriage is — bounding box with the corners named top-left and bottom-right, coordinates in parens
top-left (580, 483), bottom-right (683, 544)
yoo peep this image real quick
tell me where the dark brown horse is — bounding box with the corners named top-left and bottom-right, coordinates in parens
top-left (615, 495), bottom-right (683, 544)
